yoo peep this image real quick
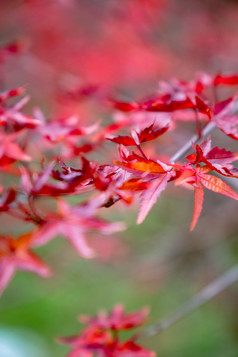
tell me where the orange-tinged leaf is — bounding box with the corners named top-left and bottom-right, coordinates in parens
top-left (198, 173), bottom-right (238, 200)
top-left (174, 167), bottom-right (195, 185)
top-left (114, 160), bottom-right (167, 174)
top-left (119, 178), bottom-right (149, 191)
top-left (16, 250), bottom-right (51, 278)
top-left (13, 232), bottom-right (32, 249)
top-left (190, 182), bottom-right (204, 231)
top-left (195, 165), bottom-right (212, 174)
top-left (0, 234), bottom-right (51, 295)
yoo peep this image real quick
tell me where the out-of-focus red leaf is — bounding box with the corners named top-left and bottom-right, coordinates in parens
top-left (1, 39), bottom-right (28, 55)
top-left (109, 99), bottom-right (140, 112)
top-left (0, 232), bottom-right (51, 295)
top-left (107, 135), bottom-right (135, 146)
top-left (32, 199), bottom-right (125, 258)
top-left (214, 115), bottom-right (238, 140)
top-left (80, 304), bottom-right (149, 331)
top-left (195, 96), bottom-right (212, 118)
top-left (0, 87), bottom-right (25, 103)
top-left (57, 305), bottom-right (154, 357)
top-left (213, 96), bottom-right (238, 140)
top-left (0, 132), bottom-right (31, 165)
top-left (0, 189), bottom-right (16, 212)
top-left (116, 340), bottom-right (155, 357)
top-left (145, 97), bottom-right (194, 112)
top-left (214, 74), bottom-right (238, 86)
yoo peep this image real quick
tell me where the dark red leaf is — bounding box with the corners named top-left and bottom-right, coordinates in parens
top-left (214, 74), bottom-right (238, 86)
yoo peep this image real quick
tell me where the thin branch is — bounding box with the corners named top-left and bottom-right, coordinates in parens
top-left (169, 97), bottom-right (238, 164)
top-left (169, 121), bottom-right (216, 163)
top-left (139, 264), bottom-right (238, 339)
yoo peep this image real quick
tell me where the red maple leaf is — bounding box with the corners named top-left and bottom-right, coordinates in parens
top-left (57, 325), bottom-right (110, 357)
top-left (0, 232), bottom-right (51, 295)
top-left (114, 151), bottom-right (176, 223)
top-left (35, 110), bottom-right (99, 143)
top-left (195, 96), bottom-right (212, 119)
top-left (213, 97), bottom-right (238, 140)
top-left (0, 189), bottom-right (16, 212)
top-left (107, 124), bottom-right (169, 146)
top-left (79, 304), bottom-right (149, 331)
top-left (0, 87), bottom-right (25, 103)
top-left (115, 340), bottom-right (155, 357)
top-left (214, 74), bottom-right (238, 86)
top-left (108, 99), bottom-right (141, 112)
top-left (0, 131), bottom-right (31, 166)
top-left (32, 199), bottom-right (125, 258)
top-left (186, 140), bottom-right (238, 177)
top-left (175, 165), bottom-right (238, 230)
top-left (0, 90), bottom-right (41, 129)
top-left (144, 96), bottom-right (194, 112)
top-left (114, 157), bottom-right (169, 177)
top-left (57, 305), bottom-right (155, 357)
top-left (20, 158), bottom-right (96, 197)
top-left (0, 39), bottom-right (27, 58)
top-left (137, 171), bottom-right (174, 224)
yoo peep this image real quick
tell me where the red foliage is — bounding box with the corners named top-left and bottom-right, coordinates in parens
top-left (57, 304), bottom-right (155, 357)
top-left (0, 70), bottom-right (237, 295)
top-left (1, 2), bottom-right (238, 355)
top-left (0, 232), bottom-right (51, 295)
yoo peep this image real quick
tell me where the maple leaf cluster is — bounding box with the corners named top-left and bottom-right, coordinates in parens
top-left (57, 304), bottom-right (154, 357)
top-left (0, 66), bottom-right (238, 299)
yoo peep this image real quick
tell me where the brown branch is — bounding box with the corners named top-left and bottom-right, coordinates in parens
top-left (139, 264), bottom-right (238, 339)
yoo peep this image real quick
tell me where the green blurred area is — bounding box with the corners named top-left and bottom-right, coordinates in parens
top-left (0, 194), bottom-right (238, 357)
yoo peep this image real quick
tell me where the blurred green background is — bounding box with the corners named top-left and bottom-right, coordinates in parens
top-left (1, 192), bottom-right (238, 356)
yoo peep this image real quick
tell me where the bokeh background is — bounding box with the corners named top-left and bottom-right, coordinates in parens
top-left (0, 0), bottom-right (238, 356)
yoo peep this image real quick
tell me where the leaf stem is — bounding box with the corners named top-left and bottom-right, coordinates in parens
top-left (136, 144), bottom-right (148, 160)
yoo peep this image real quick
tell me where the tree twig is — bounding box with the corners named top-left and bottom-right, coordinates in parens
top-left (139, 264), bottom-right (238, 339)
top-left (169, 97), bottom-right (238, 164)
top-left (169, 121), bottom-right (216, 163)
